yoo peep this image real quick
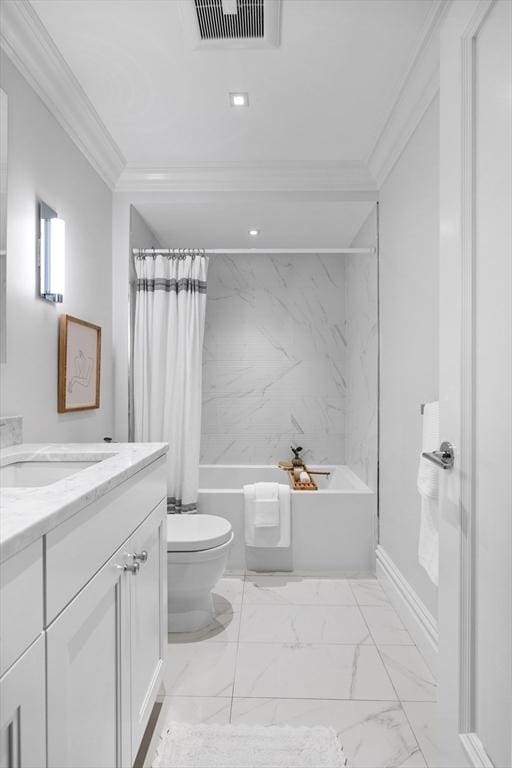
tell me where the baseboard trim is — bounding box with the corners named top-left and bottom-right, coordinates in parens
top-left (459, 733), bottom-right (494, 768)
top-left (376, 545), bottom-right (438, 675)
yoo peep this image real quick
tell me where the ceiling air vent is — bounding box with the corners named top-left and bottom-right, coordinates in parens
top-left (179, 0), bottom-right (281, 49)
top-left (195, 0), bottom-right (264, 40)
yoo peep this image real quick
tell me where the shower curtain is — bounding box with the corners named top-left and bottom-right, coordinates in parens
top-left (133, 253), bottom-right (208, 513)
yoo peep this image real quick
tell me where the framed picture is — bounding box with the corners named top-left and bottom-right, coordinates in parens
top-left (58, 314), bottom-right (101, 412)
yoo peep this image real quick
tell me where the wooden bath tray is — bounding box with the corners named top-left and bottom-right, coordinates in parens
top-left (287, 469), bottom-right (318, 491)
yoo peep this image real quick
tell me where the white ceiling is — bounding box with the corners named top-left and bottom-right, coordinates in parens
top-left (133, 199), bottom-right (375, 249)
top-left (32, 0), bottom-right (432, 168)
top-left (21, 0), bottom-right (433, 247)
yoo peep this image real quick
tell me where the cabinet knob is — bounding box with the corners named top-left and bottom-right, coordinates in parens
top-left (132, 551), bottom-right (148, 564)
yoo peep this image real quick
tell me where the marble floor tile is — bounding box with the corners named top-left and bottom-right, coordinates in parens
top-left (400, 754), bottom-right (428, 767)
top-left (402, 702), bottom-right (457, 768)
top-left (361, 606), bottom-right (414, 645)
top-left (379, 646), bottom-right (437, 702)
top-left (351, 579), bottom-right (391, 606)
top-left (231, 698), bottom-right (426, 768)
top-left (234, 642), bottom-right (397, 700)
top-left (239, 604), bottom-right (372, 645)
top-left (168, 606), bottom-right (241, 644)
top-left (159, 696), bottom-right (232, 726)
top-left (164, 642), bottom-right (238, 697)
top-left (213, 576), bottom-right (245, 608)
top-left (243, 575), bottom-right (357, 605)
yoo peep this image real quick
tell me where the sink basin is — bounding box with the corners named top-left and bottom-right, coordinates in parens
top-left (0, 460), bottom-right (100, 488)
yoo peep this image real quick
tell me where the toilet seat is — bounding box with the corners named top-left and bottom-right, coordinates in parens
top-left (167, 514), bottom-right (232, 552)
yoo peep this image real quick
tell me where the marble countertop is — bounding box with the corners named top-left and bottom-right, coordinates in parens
top-left (0, 442), bottom-right (168, 563)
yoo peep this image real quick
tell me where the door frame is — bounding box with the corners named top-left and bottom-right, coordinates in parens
top-left (439, 2), bottom-right (500, 765)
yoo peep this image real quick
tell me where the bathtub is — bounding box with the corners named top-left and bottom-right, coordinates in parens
top-left (197, 465), bottom-right (376, 573)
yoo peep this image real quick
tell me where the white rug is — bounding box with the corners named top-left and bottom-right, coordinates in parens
top-left (152, 721), bottom-right (348, 768)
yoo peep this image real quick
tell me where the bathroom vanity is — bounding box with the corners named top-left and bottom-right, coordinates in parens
top-left (0, 434), bottom-right (168, 768)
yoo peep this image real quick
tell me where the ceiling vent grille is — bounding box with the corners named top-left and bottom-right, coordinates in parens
top-left (179, 0), bottom-right (280, 49)
top-left (194, 0), bottom-right (264, 40)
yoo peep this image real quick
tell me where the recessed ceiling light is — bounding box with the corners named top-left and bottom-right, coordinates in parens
top-left (249, 229), bottom-right (260, 236)
top-left (230, 92), bottom-right (249, 107)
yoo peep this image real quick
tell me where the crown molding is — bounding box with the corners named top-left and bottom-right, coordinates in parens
top-left (116, 162), bottom-right (378, 195)
top-left (0, 0), bottom-right (125, 189)
top-left (367, 0), bottom-right (451, 187)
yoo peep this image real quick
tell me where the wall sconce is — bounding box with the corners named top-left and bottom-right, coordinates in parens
top-left (39, 201), bottom-right (65, 303)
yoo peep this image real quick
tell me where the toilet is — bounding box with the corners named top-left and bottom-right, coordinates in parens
top-left (167, 514), bottom-right (234, 633)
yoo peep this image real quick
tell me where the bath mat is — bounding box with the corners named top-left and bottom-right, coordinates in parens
top-left (152, 721), bottom-right (347, 768)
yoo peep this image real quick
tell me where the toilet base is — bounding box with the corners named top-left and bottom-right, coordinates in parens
top-left (168, 591), bottom-right (215, 633)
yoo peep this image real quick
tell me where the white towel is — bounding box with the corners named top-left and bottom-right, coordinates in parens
top-left (417, 401), bottom-right (440, 585)
top-left (417, 402), bottom-right (440, 499)
top-left (244, 482), bottom-right (290, 548)
top-left (254, 482), bottom-right (280, 526)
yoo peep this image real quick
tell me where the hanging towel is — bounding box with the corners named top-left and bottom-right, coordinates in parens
top-left (254, 482), bottom-right (280, 527)
top-left (417, 401), bottom-right (440, 585)
top-left (244, 482), bottom-right (291, 548)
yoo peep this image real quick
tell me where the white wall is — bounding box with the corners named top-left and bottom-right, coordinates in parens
top-left (128, 206), bottom-right (162, 439)
top-left (201, 253), bottom-right (347, 464)
top-left (0, 54), bottom-right (113, 442)
top-left (345, 207), bottom-right (378, 490)
top-left (379, 95), bottom-right (440, 616)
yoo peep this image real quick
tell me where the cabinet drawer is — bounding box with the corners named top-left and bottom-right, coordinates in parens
top-left (0, 540), bottom-right (43, 676)
top-left (45, 456), bottom-right (166, 625)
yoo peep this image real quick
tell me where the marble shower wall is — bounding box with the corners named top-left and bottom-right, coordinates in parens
top-left (344, 210), bottom-right (379, 491)
top-left (200, 254), bottom-right (347, 465)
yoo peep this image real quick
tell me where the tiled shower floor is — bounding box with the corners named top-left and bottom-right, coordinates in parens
top-left (147, 575), bottom-right (443, 768)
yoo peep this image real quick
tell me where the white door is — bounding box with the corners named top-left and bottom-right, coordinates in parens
top-left (129, 500), bottom-right (167, 757)
top-left (47, 547), bottom-right (131, 768)
top-left (438, 1), bottom-right (512, 766)
top-left (0, 636), bottom-right (45, 768)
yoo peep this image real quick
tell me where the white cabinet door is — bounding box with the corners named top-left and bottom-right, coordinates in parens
top-left (129, 500), bottom-right (167, 757)
top-left (46, 547), bottom-right (131, 768)
top-left (0, 635), bottom-right (45, 768)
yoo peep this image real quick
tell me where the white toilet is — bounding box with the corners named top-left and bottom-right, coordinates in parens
top-left (167, 514), bottom-right (234, 633)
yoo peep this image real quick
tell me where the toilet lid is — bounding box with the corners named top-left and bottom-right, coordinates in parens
top-left (167, 514), bottom-right (232, 552)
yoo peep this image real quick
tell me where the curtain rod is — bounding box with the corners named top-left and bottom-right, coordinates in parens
top-left (132, 247), bottom-right (375, 256)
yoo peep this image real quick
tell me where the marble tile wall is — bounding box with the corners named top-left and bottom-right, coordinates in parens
top-left (200, 254), bottom-right (347, 465)
top-left (0, 415), bottom-right (22, 448)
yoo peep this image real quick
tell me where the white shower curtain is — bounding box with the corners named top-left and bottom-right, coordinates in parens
top-left (133, 253), bottom-right (208, 513)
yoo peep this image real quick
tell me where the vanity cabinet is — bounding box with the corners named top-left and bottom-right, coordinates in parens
top-left (47, 499), bottom-right (167, 768)
top-left (0, 453), bottom-right (167, 768)
top-left (0, 636), bottom-right (46, 768)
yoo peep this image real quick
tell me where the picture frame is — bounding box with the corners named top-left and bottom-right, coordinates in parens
top-left (58, 314), bottom-right (101, 413)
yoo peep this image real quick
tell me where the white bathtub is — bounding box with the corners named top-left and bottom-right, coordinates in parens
top-left (197, 465), bottom-right (376, 573)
